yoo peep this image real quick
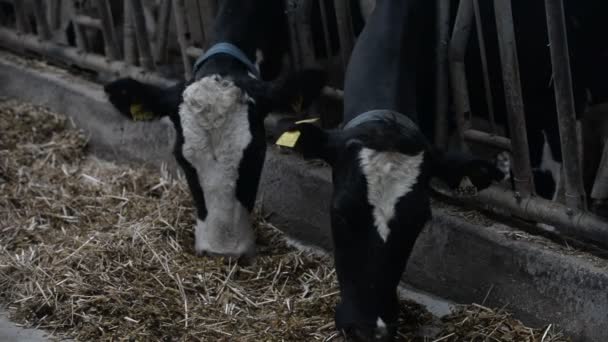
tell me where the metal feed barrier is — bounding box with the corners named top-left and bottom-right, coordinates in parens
top-left (0, 0), bottom-right (606, 247)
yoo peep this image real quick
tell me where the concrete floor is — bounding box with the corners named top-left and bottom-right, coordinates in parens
top-left (0, 313), bottom-right (48, 342)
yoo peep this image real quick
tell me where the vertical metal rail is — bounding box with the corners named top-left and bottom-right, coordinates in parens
top-left (50, 0), bottom-right (62, 30)
top-left (286, 0), bottom-right (316, 70)
top-left (448, 0), bottom-right (474, 151)
top-left (473, 0), bottom-right (498, 134)
top-left (131, 0), bottom-right (155, 70)
top-left (12, 0), bottom-right (32, 33)
top-left (544, 0), bottom-right (587, 210)
top-left (333, 0), bottom-right (354, 70)
top-left (32, 0), bottom-right (52, 40)
top-left (172, 0), bottom-right (193, 79)
top-left (123, 1), bottom-right (137, 65)
top-left (286, 0), bottom-right (303, 70)
top-left (73, 13), bottom-right (90, 52)
top-left (198, 0), bottom-right (217, 47)
top-left (318, 0), bottom-right (333, 61)
top-left (493, 0), bottom-right (534, 197)
top-left (94, 0), bottom-right (120, 60)
top-left (434, 0), bottom-right (451, 148)
top-left (155, 0), bottom-right (172, 63)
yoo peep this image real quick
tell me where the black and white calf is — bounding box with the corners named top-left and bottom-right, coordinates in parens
top-left (104, 0), bottom-right (325, 259)
top-left (283, 0), bottom-right (502, 340)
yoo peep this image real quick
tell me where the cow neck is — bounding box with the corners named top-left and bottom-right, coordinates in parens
top-left (193, 42), bottom-right (260, 79)
top-left (343, 109), bottom-right (419, 132)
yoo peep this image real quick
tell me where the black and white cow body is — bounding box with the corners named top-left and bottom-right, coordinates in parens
top-left (105, 0), bottom-right (325, 259)
top-left (287, 0), bottom-right (502, 340)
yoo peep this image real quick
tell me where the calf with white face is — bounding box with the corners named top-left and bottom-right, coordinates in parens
top-left (283, 0), bottom-right (502, 340)
top-left (104, 0), bottom-right (325, 259)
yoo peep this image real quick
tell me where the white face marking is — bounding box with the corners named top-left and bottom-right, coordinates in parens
top-left (179, 75), bottom-right (256, 256)
top-left (538, 130), bottom-right (562, 201)
top-left (359, 148), bottom-right (425, 243)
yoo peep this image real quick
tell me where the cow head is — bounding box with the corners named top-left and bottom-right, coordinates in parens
top-left (282, 119), bottom-right (501, 340)
top-left (104, 70), bottom-right (325, 259)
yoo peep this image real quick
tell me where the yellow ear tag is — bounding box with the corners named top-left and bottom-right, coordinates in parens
top-left (275, 118), bottom-right (319, 148)
top-left (276, 131), bottom-right (301, 148)
top-left (130, 103), bottom-right (156, 121)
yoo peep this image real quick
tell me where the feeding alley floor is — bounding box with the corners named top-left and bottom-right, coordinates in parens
top-left (0, 98), bottom-right (570, 341)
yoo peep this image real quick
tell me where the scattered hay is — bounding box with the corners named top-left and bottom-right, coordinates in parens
top-left (0, 98), bottom-right (570, 342)
top-left (434, 304), bottom-right (569, 342)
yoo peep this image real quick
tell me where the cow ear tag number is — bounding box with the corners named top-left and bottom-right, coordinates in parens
top-left (130, 103), bottom-right (156, 121)
top-left (275, 118), bottom-right (319, 148)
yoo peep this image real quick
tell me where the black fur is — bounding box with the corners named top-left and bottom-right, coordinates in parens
top-left (103, 0), bottom-right (326, 258)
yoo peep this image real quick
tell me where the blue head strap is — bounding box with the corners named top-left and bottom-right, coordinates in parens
top-left (193, 42), bottom-right (260, 79)
top-left (343, 109), bottom-right (418, 131)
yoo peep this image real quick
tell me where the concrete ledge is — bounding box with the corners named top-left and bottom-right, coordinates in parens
top-left (2, 52), bottom-right (607, 342)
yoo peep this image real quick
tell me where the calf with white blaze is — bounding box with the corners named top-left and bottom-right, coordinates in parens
top-left (104, 0), bottom-right (326, 259)
top-left (282, 0), bottom-right (502, 340)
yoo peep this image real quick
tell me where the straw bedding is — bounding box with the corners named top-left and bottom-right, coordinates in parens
top-left (0, 98), bottom-right (569, 341)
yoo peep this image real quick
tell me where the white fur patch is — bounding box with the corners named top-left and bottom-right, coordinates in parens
top-left (539, 130), bottom-right (562, 201)
top-left (179, 75), bottom-right (256, 256)
top-left (375, 317), bottom-right (388, 339)
top-left (359, 148), bottom-right (425, 243)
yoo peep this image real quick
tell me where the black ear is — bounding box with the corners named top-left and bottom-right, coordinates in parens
top-left (238, 69), bottom-right (327, 114)
top-left (273, 69), bottom-right (327, 113)
top-left (279, 122), bottom-right (335, 163)
top-left (104, 78), bottom-right (184, 121)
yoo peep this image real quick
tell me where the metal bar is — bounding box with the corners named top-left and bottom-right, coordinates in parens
top-left (123, 1), bottom-right (137, 65)
top-left (286, 0), bottom-right (315, 69)
top-left (172, 0), bottom-right (193, 79)
top-left (591, 138), bottom-right (608, 200)
top-left (464, 129), bottom-right (512, 151)
top-left (32, 0), bottom-right (52, 40)
top-left (448, 0), bottom-right (474, 151)
top-left (154, 0), bottom-right (172, 63)
top-left (93, 0), bottom-right (120, 60)
top-left (473, 0), bottom-right (498, 134)
top-left (50, 0), bottom-right (62, 30)
top-left (286, 0), bottom-right (303, 70)
top-left (131, 0), bottom-right (155, 70)
top-left (544, 0), bottom-right (587, 210)
top-left (13, 0), bottom-right (32, 33)
top-left (295, 0), bottom-right (316, 68)
top-left (73, 16), bottom-right (90, 52)
top-left (318, 0), bottom-right (333, 60)
top-left (493, 0), bottom-right (534, 197)
top-left (186, 46), bottom-right (204, 59)
top-left (0, 27), bottom-right (173, 87)
top-left (463, 185), bottom-right (608, 249)
top-left (198, 0), bottom-right (217, 47)
top-left (333, 0), bottom-right (355, 69)
top-left (73, 15), bottom-right (102, 29)
top-left (434, 0), bottom-right (451, 148)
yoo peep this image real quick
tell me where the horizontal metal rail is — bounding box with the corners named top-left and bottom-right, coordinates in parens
top-left (73, 15), bottom-right (102, 29)
top-left (464, 129), bottom-right (512, 151)
top-left (0, 28), bottom-right (174, 87)
top-left (468, 185), bottom-right (608, 249)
